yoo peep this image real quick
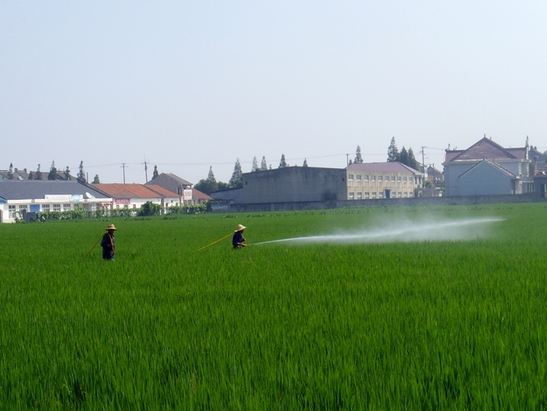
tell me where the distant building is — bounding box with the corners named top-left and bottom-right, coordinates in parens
top-left (346, 162), bottom-right (423, 200)
top-left (444, 136), bottom-right (533, 196)
top-left (145, 173), bottom-right (211, 205)
top-left (92, 183), bottom-right (180, 211)
top-left (239, 167), bottom-right (347, 204)
top-left (0, 180), bottom-right (112, 223)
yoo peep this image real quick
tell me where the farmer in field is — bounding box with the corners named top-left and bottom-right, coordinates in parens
top-left (101, 224), bottom-right (117, 260)
top-left (232, 224), bottom-right (247, 249)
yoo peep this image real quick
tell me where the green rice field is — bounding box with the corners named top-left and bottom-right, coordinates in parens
top-left (1, 203), bottom-right (547, 410)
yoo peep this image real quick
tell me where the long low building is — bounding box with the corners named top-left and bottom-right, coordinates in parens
top-left (346, 162), bottom-right (424, 200)
top-left (0, 180), bottom-right (112, 223)
top-left (92, 183), bottom-right (181, 210)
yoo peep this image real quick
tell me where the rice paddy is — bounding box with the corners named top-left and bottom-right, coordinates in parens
top-left (1, 203), bottom-right (547, 410)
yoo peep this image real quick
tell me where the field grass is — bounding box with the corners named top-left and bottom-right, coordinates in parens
top-left (1, 203), bottom-right (547, 410)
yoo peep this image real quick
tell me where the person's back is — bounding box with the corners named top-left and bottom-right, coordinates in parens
top-left (101, 224), bottom-right (117, 260)
top-left (232, 224), bottom-right (246, 249)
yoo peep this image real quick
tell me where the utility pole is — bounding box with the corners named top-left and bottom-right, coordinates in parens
top-left (121, 163), bottom-right (127, 183)
top-left (143, 161), bottom-right (148, 183)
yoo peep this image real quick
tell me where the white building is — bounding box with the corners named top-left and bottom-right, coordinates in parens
top-left (0, 180), bottom-right (112, 223)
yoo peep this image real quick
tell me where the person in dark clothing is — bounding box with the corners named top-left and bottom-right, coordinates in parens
top-left (101, 224), bottom-right (116, 260)
top-left (232, 224), bottom-right (247, 249)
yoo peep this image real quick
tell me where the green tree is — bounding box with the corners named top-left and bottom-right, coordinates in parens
top-left (35, 164), bottom-right (42, 180)
top-left (354, 146), bottom-right (363, 164)
top-left (48, 161), bottom-right (57, 180)
top-left (64, 166), bottom-right (71, 180)
top-left (387, 137), bottom-right (399, 162)
top-left (153, 165), bottom-right (159, 179)
top-left (260, 156), bottom-right (268, 171)
top-left (279, 154), bottom-right (288, 168)
top-left (8, 163), bottom-right (14, 179)
top-left (195, 166), bottom-right (219, 195)
top-left (251, 157), bottom-right (259, 172)
top-left (217, 181), bottom-right (230, 191)
top-left (303, 158), bottom-right (308, 167)
top-left (138, 201), bottom-right (162, 216)
top-left (92, 174), bottom-right (100, 184)
top-left (399, 147), bottom-right (408, 166)
top-left (407, 148), bottom-right (419, 170)
top-left (229, 159), bottom-right (243, 188)
top-left (77, 161), bottom-right (86, 183)
top-left (28, 171), bottom-right (35, 180)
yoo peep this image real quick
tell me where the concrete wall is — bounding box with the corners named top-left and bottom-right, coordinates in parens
top-left (241, 167), bottom-right (347, 204)
top-left (215, 193), bottom-right (539, 213)
top-left (210, 188), bottom-right (244, 203)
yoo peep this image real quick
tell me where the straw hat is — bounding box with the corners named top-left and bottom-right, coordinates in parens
top-left (235, 224), bottom-right (246, 232)
top-left (106, 224), bottom-right (117, 231)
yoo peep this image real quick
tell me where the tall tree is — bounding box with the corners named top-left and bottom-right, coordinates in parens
top-left (229, 159), bottom-right (243, 188)
top-left (260, 156), bottom-right (268, 171)
top-left (48, 161), bottom-right (57, 180)
top-left (279, 154), bottom-right (288, 168)
top-left (354, 146), bottom-right (363, 164)
top-left (64, 166), bottom-right (71, 180)
top-left (194, 166), bottom-right (219, 195)
top-left (251, 157), bottom-right (259, 172)
top-left (77, 161), bottom-right (86, 183)
top-left (387, 137), bottom-right (399, 162)
top-left (28, 171), bottom-right (35, 180)
top-left (35, 164), bottom-right (42, 180)
top-left (302, 158), bottom-right (308, 167)
top-left (92, 174), bottom-right (100, 184)
top-left (399, 147), bottom-right (408, 166)
top-left (153, 165), bottom-right (159, 179)
top-left (7, 163), bottom-right (14, 179)
top-left (407, 148), bottom-right (419, 170)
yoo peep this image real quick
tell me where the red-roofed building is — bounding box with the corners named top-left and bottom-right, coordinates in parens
top-left (145, 173), bottom-right (211, 205)
top-left (346, 162), bottom-right (424, 200)
top-left (92, 183), bottom-right (180, 211)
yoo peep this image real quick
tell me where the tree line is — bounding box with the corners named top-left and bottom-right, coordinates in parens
top-left (194, 138), bottom-right (420, 196)
top-left (5, 161), bottom-right (100, 184)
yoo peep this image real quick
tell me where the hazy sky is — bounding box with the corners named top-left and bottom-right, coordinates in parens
top-left (2, 1), bottom-right (546, 184)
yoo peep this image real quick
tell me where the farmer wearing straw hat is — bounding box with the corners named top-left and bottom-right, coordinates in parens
top-left (232, 224), bottom-right (247, 249)
top-left (101, 224), bottom-right (117, 260)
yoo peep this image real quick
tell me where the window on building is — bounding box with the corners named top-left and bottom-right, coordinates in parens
top-left (364, 175), bottom-right (369, 181)
top-left (356, 192), bottom-right (362, 200)
top-left (378, 176), bottom-right (383, 181)
top-left (9, 205), bottom-right (16, 217)
top-left (403, 176), bottom-right (407, 183)
top-left (63, 204), bottom-right (71, 211)
top-left (19, 205), bottom-right (27, 212)
top-left (398, 192), bottom-right (402, 198)
top-left (349, 192), bottom-right (354, 200)
top-left (364, 192), bottom-right (370, 199)
top-left (371, 175), bottom-right (376, 181)
top-left (391, 176), bottom-right (395, 182)
top-left (398, 176), bottom-right (401, 182)
top-left (53, 204), bottom-right (61, 211)
top-left (348, 174), bottom-right (354, 181)
top-left (42, 204), bottom-right (50, 212)
top-left (356, 175), bottom-right (362, 181)
top-left (372, 192), bottom-right (376, 199)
